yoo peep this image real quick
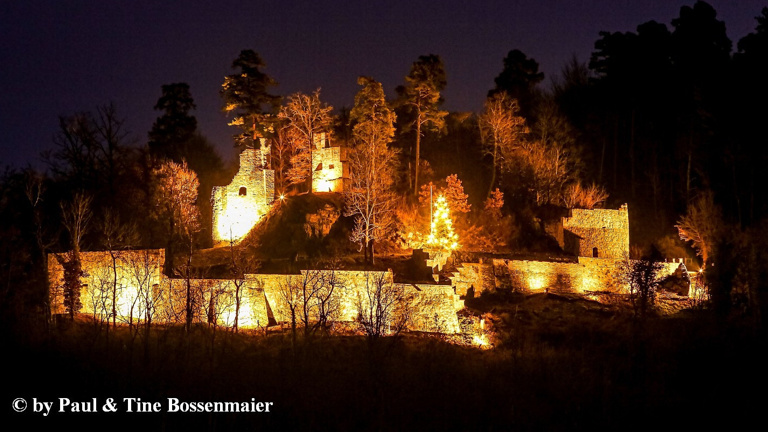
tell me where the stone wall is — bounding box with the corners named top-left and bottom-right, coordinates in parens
top-left (257, 270), bottom-right (461, 333)
top-left (212, 149), bottom-right (275, 244)
top-left (48, 249), bottom-right (165, 318)
top-left (400, 283), bottom-right (462, 333)
top-left (562, 205), bottom-right (629, 259)
top-left (451, 262), bottom-right (495, 297)
top-left (50, 254), bottom-right (461, 334)
top-left (450, 257), bottom-right (685, 297)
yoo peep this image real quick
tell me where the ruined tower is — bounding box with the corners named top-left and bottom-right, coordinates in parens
top-left (211, 145), bottom-right (275, 244)
top-left (311, 132), bottom-right (348, 193)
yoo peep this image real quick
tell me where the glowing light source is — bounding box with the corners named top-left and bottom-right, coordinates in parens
top-left (473, 334), bottom-right (490, 347)
top-left (527, 275), bottom-right (546, 291)
top-left (425, 195), bottom-right (459, 251)
top-left (314, 178), bottom-right (334, 192)
top-left (217, 200), bottom-right (263, 243)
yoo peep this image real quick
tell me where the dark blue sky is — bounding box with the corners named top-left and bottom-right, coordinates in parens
top-left (2, 1), bottom-right (766, 168)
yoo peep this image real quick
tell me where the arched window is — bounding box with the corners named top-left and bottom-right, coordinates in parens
top-left (239, 187), bottom-right (247, 196)
top-left (592, 247), bottom-right (599, 258)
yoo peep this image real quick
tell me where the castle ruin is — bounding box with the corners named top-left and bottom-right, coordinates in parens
top-left (311, 132), bottom-right (348, 193)
top-left (211, 145), bottom-right (275, 244)
top-left (48, 250), bottom-right (462, 334)
top-left (450, 204), bottom-right (690, 297)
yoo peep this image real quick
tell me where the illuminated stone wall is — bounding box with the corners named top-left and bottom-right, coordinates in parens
top-left (400, 283), bottom-right (462, 333)
top-left (452, 262), bottom-right (495, 297)
top-left (450, 257), bottom-right (685, 296)
top-left (48, 250), bottom-right (166, 319)
top-left (562, 204), bottom-right (630, 259)
top-left (311, 133), bottom-right (348, 193)
top-left (50, 254), bottom-right (461, 334)
top-left (500, 258), bottom-right (625, 294)
top-left (211, 148), bottom-right (275, 244)
top-left (256, 270), bottom-right (461, 333)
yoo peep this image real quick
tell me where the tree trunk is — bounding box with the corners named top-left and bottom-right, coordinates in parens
top-left (111, 252), bottom-right (118, 329)
top-left (487, 144), bottom-right (497, 200)
top-left (630, 109), bottom-right (636, 198)
top-left (233, 283), bottom-right (241, 333)
top-left (413, 116), bottom-right (422, 196)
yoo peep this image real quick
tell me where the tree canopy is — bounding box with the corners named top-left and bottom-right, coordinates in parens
top-left (221, 49), bottom-right (280, 150)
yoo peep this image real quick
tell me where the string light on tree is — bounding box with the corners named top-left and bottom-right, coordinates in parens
top-left (426, 194), bottom-right (459, 250)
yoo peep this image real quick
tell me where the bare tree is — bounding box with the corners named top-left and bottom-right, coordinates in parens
top-left (478, 92), bottom-right (527, 198)
top-left (356, 272), bottom-right (412, 341)
top-left (276, 274), bottom-right (303, 347)
top-left (23, 170), bottom-right (57, 329)
top-left (275, 268), bottom-right (346, 346)
top-left (58, 192), bottom-right (93, 319)
top-left (561, 182), bottom-right (609, 209)
top-left (278, 90), bottom-right (334, 192)
top-left (228, 242), bottom-right (260, 333)
top-left (99, 209), bottom-right (138, 330)
top-left (151, 159), bottom-right (201, 276)
top-left (269, 125), bottom-right (301, 196)
top-left (344, 77), bottom-right (399, 264)
top-left (676, 190), bottom-right (723, 267)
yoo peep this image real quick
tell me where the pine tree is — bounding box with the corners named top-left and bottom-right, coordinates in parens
top-left (396, 55), bottom-right (448, 195)
top-left (221, 50), bottom-right (280, 150)
top-left (426, 195), bottom-right (458, 250)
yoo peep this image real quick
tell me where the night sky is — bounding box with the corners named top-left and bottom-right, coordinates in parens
top-left (2, 0), bottom-right (766, 168)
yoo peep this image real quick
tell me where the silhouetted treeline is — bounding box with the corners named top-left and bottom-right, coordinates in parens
top-left (558, 2), bottom-right (768, 232)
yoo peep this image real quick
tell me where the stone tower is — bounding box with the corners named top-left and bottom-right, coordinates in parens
top-left (562, 204), bottom-right (630, 259)
top-left (311, 132), bottom-right (348, 193)
top-left (211, 147), bottom-right (275, 244)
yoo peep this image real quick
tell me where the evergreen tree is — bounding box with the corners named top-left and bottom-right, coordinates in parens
top-left (489, 49), bottom-right (544, 120)
top-left (221, 49), bottom-right (280, 150)
top-left (396, 54), bottom-right (448, 196)
top-left (426, 195), bottom-right (458, 251)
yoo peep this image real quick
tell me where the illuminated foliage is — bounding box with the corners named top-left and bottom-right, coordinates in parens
top-left (676, 190), bottom-right (723, 266)
top-left (484, 188), bottom-right (504, 215)
top-left (478, 92), bottom-right (527, 197)
top-left (344, 77), bottom-right (398, 264)
top-left (443, 174), bottom-right (471, 214)
top-left (418, 174), bottom-right (470, 214)
top-left (560, 182), bottom-right (609, 209)
top-left (278, 90), bottom-right (334, 192)
top-left (221, 49), bottom-right (280, 150)
top-left (152, 160), bottom-right (200, 273)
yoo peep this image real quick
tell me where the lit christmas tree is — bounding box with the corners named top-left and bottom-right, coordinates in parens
top-left (426, 195), bottom-right (459, 250)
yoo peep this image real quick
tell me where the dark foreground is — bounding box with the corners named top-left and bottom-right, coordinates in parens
top-left (3, 294), bottom-right (767, 431)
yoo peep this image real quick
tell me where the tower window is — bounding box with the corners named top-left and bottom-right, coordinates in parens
top-left (239, 187), bottom-right (247, 196)
top-left (592, 247), bottom-right (599, 258)
top-left (328, 164), bottom-right (334, 169)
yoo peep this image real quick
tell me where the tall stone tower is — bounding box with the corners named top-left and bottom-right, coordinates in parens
top-left (562, 204), bottom-right (630, 259)
top-left (311, 132), bottom-right (348, 193)
top-left (211, 146), bottom-right (275, 244)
